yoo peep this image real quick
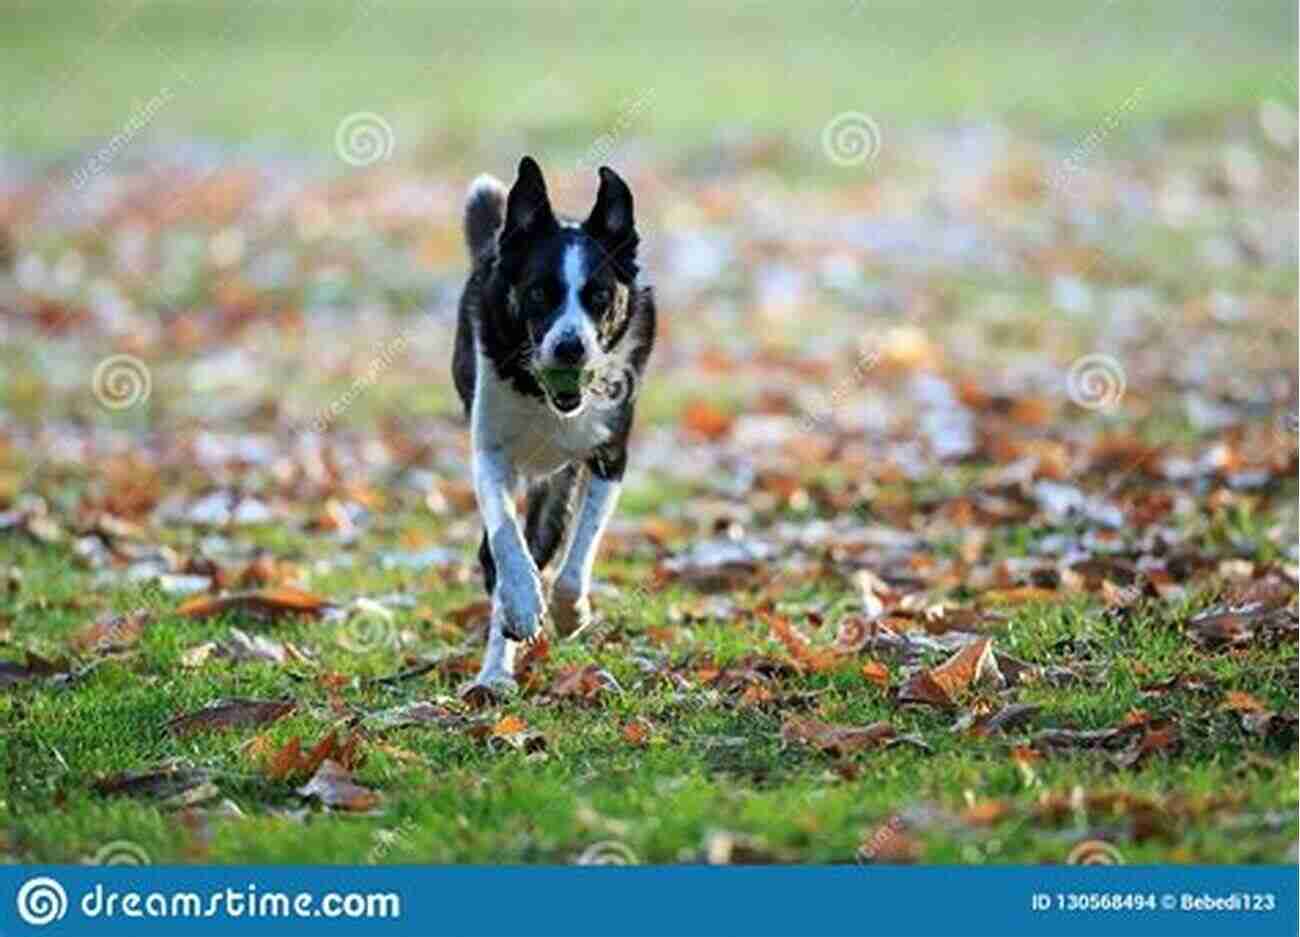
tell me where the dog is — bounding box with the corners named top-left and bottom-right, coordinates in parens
top-left (452, 156), bottom-right (656, 692)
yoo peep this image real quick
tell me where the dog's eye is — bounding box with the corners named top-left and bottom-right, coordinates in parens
top-left (589, 288), bottom-right (612, 307)
top-left (526, 286), bottom-right (548, 306)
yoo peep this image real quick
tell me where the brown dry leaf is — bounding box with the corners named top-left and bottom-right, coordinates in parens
top-left (767, 614), bottom-right (839, 673)
top-left (69, 610), bottom-right (152, 652)
top-left (860, 659), bottom-right (890, 689)
top-left (166, 698), bottom-right (296, 736)
top-left (263, 730), bottom-right (361, 782)
top-left (832, 615), bottom-right (872, 655)
top-left (177, 588), bottom-right (331, 623)
top-left (929, 638), bottom-right (1003, 699)
top-left (513, 632), bottom-right (550, 686)
top-left (549, 664), bottom-right (621, 702)
top-left (492, 714), bottom-right (528, 737)
top-left (0, 651), bottom-right (72, 688)
top-left (482, 714), bottom-right (547, 753)
top-left (962, 800), bottom-right (1011, 826)
top-left (1185, 602), bottom-right (1297, 650)
top-left (1220, 691), bottom-right (1269, 713)
top-left (897, 668), bottom-right (954, 708)
top-left (622, 717), bottom-right (652, 746)
top-left (95, 765), bottom-right (213, 801)
top-left (1112, 723), bottom-right (1181, 769)
top-left (296, 759), bottom-right (381, 811)
top-left (681, 399), bottom-right (733, 440)
top-left (780, 715), bottom-right (896, 756)
top-left (445, 599), bottom-right (492, 630)
top-left (979, 586), bottom-right (1059, 606)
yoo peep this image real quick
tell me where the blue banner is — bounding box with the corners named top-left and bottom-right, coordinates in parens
top-left (1, 865), bottom-right (1295, 937)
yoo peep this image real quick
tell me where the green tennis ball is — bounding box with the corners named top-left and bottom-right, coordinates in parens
top-left (539, 368), bottom-right (584, 397)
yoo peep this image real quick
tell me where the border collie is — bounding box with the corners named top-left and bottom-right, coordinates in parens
top-left (452, 156), bottom-right (656, 692)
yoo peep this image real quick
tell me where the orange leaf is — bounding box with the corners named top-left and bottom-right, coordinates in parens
top-left (860, 660), bottom-right (890, 689)
top-left (929, 638), bottom-right (1002, 699)
top-left (681, 399), bottom-right (733, 440)
top-left (1221, 690), bottom-right (1267, 713)
top-left (622, 718), bottom-right (652, 746)
top-left (177, 588), bottom-right (330, 622)
top-left (492, 714), bottom-right (528, 737)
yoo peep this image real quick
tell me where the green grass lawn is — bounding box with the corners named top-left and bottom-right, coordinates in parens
top-left (0, 0), bottom-right (1295, 154)
top-left (2, 502), bottom-right (1297, 865)
top-left (0, 0), bottom-right (1296, 870)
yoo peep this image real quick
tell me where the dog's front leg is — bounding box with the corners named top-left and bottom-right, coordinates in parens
top-left (472, 446), bottom-right (544, 690)
top-left (551, 472), bottom-right (621, 637)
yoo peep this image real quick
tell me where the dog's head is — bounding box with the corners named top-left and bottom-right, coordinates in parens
top-left (494, 156), bottom-right (639, 415)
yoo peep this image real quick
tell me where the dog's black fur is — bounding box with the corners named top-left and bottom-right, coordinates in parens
top-left (451, 156), bottom-right (655, 611)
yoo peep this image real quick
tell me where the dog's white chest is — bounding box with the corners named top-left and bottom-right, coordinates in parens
top-left (473, 357), bottom-right (611, 479)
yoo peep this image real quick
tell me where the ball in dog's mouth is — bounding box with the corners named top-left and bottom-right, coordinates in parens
top-left (537, 367), bottom-right (586, 415)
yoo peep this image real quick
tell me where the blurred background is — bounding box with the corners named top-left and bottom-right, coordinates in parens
top-left (0, 1), bottom-right (1297, 864)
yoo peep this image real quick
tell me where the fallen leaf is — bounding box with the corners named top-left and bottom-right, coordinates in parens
top-left (767, 613), bottom-right (839, 673)
top-left (69, 610), bottom-right (152, 652)
top-left (166, 698), bottom-right (296, 736)
top-left (296, 759), bottom-right (381, 811)
top-left (681, 399), bottom-right (733, 440)
top-left (860, 659), bottom-right (890, 689)
top-left (95, 764), bottom-right (212, 801)
top-left (622, 717), bottom-right (652, 746)
top-left (0, 652), bottom-right (71, 688)
top-left (177, 588), bottom-right (331, 623)
top-left (780, 715), bottom-right (896, 756)
top-left (930, 638), bottom-right (1003, 698)
top-left (550, 664), bottom-right (621, 702)
top-left (1221, 690), bottom-right (1268, 713)
top-left (897, 668), bottom-right (954, 708)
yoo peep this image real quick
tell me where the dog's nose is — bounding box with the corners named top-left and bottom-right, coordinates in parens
top-left (552, 333), bottom-right (586, 366)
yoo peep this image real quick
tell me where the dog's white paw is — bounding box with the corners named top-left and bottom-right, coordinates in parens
top-left (461, 672), bottom-right (518, 704)
top-left (494, 570), bottom-right (545, 642)
top-left (550, 585), bottom-right (592, 639)
top-left (490, 528), bottom-right (546, 641)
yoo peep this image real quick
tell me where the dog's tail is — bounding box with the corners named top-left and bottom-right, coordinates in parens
top-left (464, 174), bottom-right (507, 259)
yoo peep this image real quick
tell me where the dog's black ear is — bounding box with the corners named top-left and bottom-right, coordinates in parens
top-left (501, 156), bottom-right (556, 248)
top-left (583, 166), bottom-right (639, 281)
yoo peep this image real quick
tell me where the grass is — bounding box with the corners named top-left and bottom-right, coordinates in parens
top-left (0, 0), bottom-right (1295, 154)
top-left (1, 488), bottom-right (1297, 864)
